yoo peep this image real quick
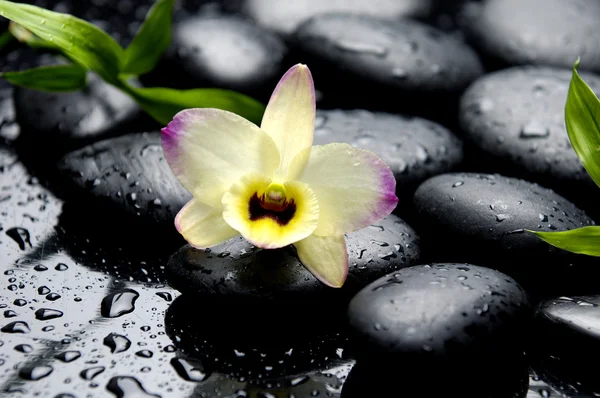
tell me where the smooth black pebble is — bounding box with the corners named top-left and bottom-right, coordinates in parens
top-left (314, 110), bottom-right (463, 210)
top-left (58, 132), bottom-right (191, 225)
top-left (293, 14), bottom-right (483, 121)
top-left (463, 0), bottom-right (600, 71)
top-left (413, 173), bottom-right (597, 294)
top-left (460, 66), bottom-right (600, 213)
top-left (347, 263), bottom-right (529, 361)
top-left (154, 15), bottom-right (286, 99)
top-left (14, 74), bottom-right (143, 152)
top-left (240, 0), bottom-right (435, 35)
top-left (166, 214), bottom-right (420, 300)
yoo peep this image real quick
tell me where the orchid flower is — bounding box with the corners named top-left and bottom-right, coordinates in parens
top-left (161, 64), bottom-right (398, 287)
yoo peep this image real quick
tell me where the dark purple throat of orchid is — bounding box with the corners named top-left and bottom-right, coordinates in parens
top-left (249, 192), bottom-right (296, 226)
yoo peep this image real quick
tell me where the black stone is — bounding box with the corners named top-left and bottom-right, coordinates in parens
top-left (293, 14), bottom-right (483, 121)
top-left (314, 110), bottom-right (463, 210)
top-left (240, 0), bottom-right (435, 35)
top-left (153, 15), bottom-right (286, 100)
top-left (460, 66), bottom-right (600, 216)
top-left (530, 295), bottom-right (600, 396)
top-left (57, 132), bottom-right (191, 225)
top-left (413, 173), bottom-right (597, 294)
top-left (463, 0), bottom-right (600, 72)
top-left (14, 74), bottom-right (143, 153)
top-left (347, 263), bottom-right (530, 358)
top-left (166, 214), bottom-right (420, 300)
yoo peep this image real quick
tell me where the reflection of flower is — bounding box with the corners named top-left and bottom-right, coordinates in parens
top-left (161, 64), bottom-right (398, 287)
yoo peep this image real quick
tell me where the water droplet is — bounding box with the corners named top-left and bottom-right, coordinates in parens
top-left (135, 350), bottom-right (153, 358)
top-left (103, 333), bottom-right (131, 353)
top-left (495, 214), bottom-right (508, 222)
top-left (6, 227), bottom-right (32, 250)
top-left (415, 144), bottom-right (431, 163)
top-left (155, 292), bottom-right (172, 302)
top-left (2, 321), bottom-right (30, 334)
top-left (520, 121), bottom-right (550, 138)
top-left (391, 67), bottom-right (408, 80)
top-left (334, 40), bottom-right (388, 57)
top-left (14, 299), bottom-right (26, 307)
top-left (170, 358), bottom-right (210, 382)
top-left (35, 308), bottom-right (64, 321)
top-left (106, 376), bottom-right (160, 398)
top-left (452, 181), bottom-right (464, 188)
top-left (55, 351), bottom-right (81, 363)
top-left (15, 344), bottom-right (33, 353)
top-left (80, 366), bottom-right (105, 380)
top-left (369, 239), bottom-right (389, 247)
top-left (19, 365), bottom-right (53, 380)
top-left (539, 214), bottom-right (548, 222)
top-left (55, 263), bottom-right (68, 271)
top-left (37, 286), bottom-right (50, 295)
top-left (4, 310), bottom-right (17, 318)
top-left (34, 264), bottom-right (48, 271)
top-left (140, 144), bottom-right (162, 157)
top-left (101, 289), bottom-right (139, 318)
top-left (46, 293), bottom-right (61, 301)
top-left (290, 375), bottom-right (309, 387)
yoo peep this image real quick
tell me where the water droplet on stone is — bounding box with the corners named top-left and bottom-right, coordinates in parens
top-left (35, 308), bottom-right (64, 321)
top-left (334, 40), bottom-right (388, 57)
top-left (170, 358), bottom-right (210, 382)
top-left (495, 214), bottom-right (508, 222)
top-left (539, 214), bottom-right (548, 222)
top-left (55, 351), bottom-right (81, 363)
top-left (101, 289), bottom-right (139, 318)
top-left (452, 181), bottom-right (464, 188)
top-left (106, 376), bottom-right (160, 398)
top-left (37, 286), bottom-right (50, 295)
top-left (155, 292), bottom-right (172, 302)
top-left (46, 293), bottom-right (61, 301)
top-left (80, 366), bottom-right (105, 380)
top-left (2, 321), bottom-right (30, 334)
top-left (33, 264), bottom-right (48, 272)
top-left (14, 344), bottom-right (33, 353)
top-left (55, 263), bottom-right (68, 271)
top-left (136, 350), bottom-right (153, 358)
top-left (4, 310), bottom-right (17, 318)
top-left (103, 333), bottom-right (132, 353)
top-left (6, 227), bottom-right (32, 250)
top-left (520, 121), bottom-right (550, 138)
top-left (19, 365), bottom-right (53, 380)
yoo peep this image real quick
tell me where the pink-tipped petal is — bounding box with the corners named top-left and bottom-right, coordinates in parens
top-left (161, 108), bottom-right (280, 208)
top-left (261, 64), bottom-right (316, 180)
top-left (175, 199), bottom-right (239, 248)
top-left (294, 234), bottom-right (348, 288)
top-left (294, 143), bottom-right (398, 236)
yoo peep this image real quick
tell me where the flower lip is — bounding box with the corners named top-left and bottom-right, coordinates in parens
top-left (249, 192), bottom-right (297, 226)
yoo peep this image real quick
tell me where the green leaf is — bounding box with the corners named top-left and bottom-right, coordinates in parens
top-left (121, 84), bottom-right (265, 125)
top-left (530, 226), bottom-right (600, 256)
top-left (8, 21), bottom-right (57, 50)
top-left (565, 58), bottom-right (600, 187)
top-left (0, 30), bottom-right (12, 51)
top-left (0, 64), bottom-right (87, 92)
top-left (122, 0), bottom-right (174, 76)
top-left (0, 0), bottom-right (124, 82)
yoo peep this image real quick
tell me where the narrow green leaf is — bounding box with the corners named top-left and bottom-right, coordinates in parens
top-left (0, 30), bottom-right (12, 50)
top-left (0, 64), bottom-right (87, 92)
top-left (530, 226), bottom-right (600, 256)
top-left (121, 84), bottom-right (265, 125)
top-left (565, 58), bottom-right (600, 187)
top-left (0, 0), bottom-right (124, 82)
top-left (122, 0), bottom-right (174, 75)
top-left (8, 21), bottom-right (57, 50)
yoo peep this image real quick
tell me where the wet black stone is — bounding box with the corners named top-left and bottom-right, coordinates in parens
top-left (347, 263), bottom-right (530, 358)
top-left (166, 214), bottom-right (420, 300)
top-left (463, 0), bottom-right (600, 71)
top-left (460, 66), bottom-right (600, 204)
top-left (413, 173), bottom-right (597, 294)
top-left (530, 295), bottom-right (600, 396)
top-left (314, 110), bottom-right (463, 210)
top-left (240, 0), bottom-right (435, 35)
top-left (154, 15), bottom-right (286, 99)
top-left (57, 132), bottom-right (191, 225)
top-left (14, 74), bottom-right (143, 153)
top-left (293, 14), bottom-right (483, 121)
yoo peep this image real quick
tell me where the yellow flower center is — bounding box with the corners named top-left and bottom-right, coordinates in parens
top-left (249, 183), bottom-right (296, 225)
